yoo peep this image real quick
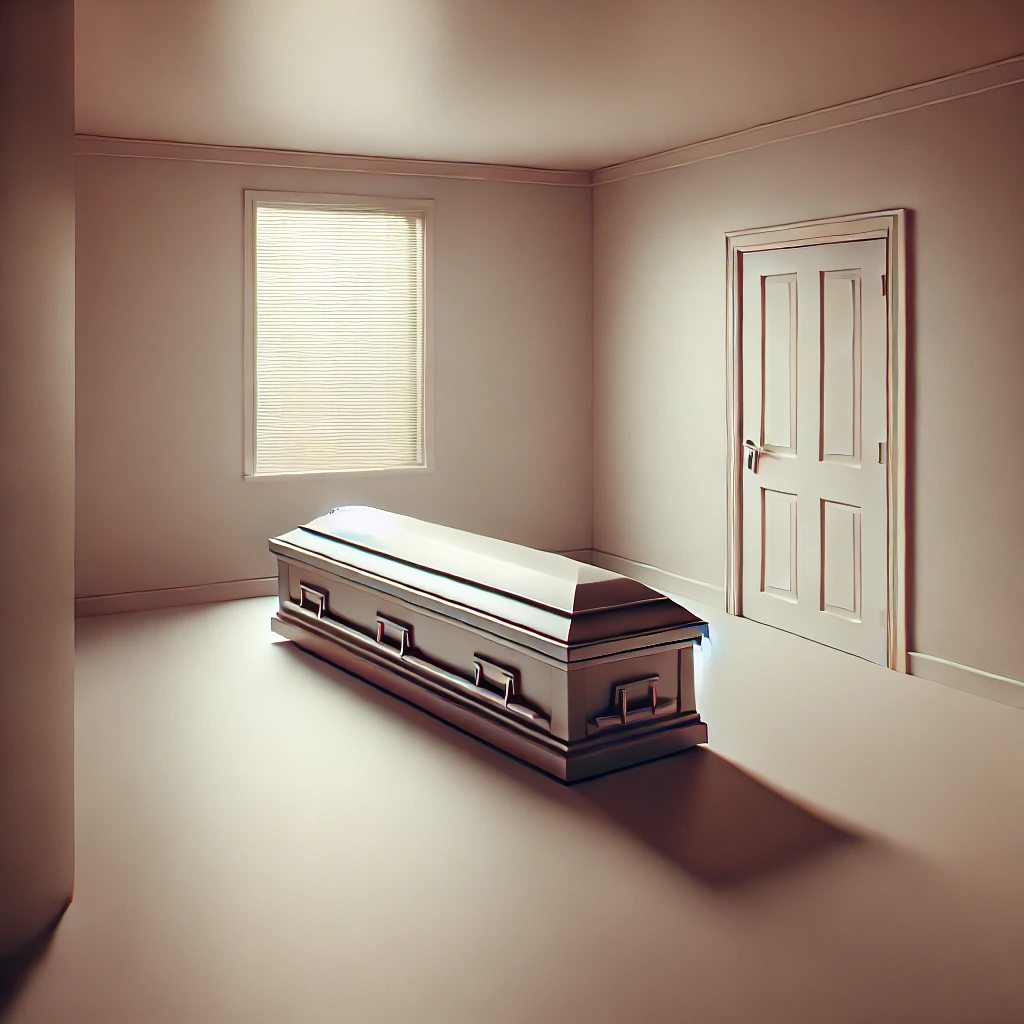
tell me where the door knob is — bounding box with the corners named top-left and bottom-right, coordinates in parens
top-left (744, 439), bottom-right (768, 472)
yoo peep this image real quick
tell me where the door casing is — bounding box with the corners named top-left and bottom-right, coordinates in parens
top-left (725, 210), bottom-right (909, 671)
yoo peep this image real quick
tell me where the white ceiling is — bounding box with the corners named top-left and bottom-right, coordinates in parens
top-left (75, 0), bottom-right (1024, 171)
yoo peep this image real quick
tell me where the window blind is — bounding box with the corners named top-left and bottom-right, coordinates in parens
top-left (253, 202), bottom-right (425, 475)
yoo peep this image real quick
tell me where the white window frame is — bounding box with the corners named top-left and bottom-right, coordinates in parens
top-left (243, 189), bottom-right (434, 481)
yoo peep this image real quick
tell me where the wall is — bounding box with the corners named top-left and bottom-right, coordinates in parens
top-left (0, 0), bottom-right (76, 955)
top-left (75, 152), bottom-right (593, 599)
top-left (594, 82), bottom-right (1024, 684)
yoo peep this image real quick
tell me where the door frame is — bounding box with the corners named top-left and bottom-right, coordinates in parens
top-left (724, 210), bottom-right (909, 671)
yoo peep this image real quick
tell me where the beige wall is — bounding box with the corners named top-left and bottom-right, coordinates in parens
top-left (0, 0), bottom-right (76, 955)
top-left (594, 83), bottom-right (1024, 683)
top-left (74, 77), bottom-right (1024, 686)
top-left (75, 156), bottom-right (593, 598)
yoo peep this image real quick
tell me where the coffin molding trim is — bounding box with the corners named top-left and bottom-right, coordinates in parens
top-left (908, 652), bottom-right (1024, 713)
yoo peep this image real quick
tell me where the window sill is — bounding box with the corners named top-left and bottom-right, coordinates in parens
top-left (244, 465), bottom-right (433, 483)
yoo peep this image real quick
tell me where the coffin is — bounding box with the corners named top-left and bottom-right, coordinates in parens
top-left (270, 506), bottom-right (709, 782)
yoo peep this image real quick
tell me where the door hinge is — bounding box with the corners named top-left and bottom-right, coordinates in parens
top-left (881, 274), bottom-right (887, 297)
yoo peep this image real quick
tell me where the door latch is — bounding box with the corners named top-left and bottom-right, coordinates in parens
top-left (744, 439), bottom-right (768, 472)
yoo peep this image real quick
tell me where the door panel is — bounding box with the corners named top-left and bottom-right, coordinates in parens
top-left (820, 271), bottom-right (861, 463)
top-left (741, 239), bottom-right (888, 664)
top-left (762, 274), bottom-right (797, 452)
top-left (762, 487), bottom-right (798, 599)
top-left (821, 499), bottom-right (861, 620)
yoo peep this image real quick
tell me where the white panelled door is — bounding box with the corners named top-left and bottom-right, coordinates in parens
top-left (740, 239), bottom-right (889, 664)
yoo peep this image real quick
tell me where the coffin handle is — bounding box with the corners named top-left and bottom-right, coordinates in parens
top-left (473, 657), bottom-right (548, 727)
top-left (299, 583), bottom-right (327, 618)
top-left (588, 674), bottom-right (678, 734)
top-left (375, 615), bottom-right (411, 658)
top-left (290, 593), bottom-right (551, 733)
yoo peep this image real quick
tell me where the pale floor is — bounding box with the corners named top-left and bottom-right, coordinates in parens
top-left (4, 595), bottom-right (1024, 1022)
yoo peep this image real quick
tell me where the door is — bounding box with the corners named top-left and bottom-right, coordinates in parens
top-left (740, 239), bottom-right (889, 664)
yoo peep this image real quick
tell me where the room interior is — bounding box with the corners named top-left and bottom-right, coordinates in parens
top-left (3, 1), bottom-right (1024, 1020)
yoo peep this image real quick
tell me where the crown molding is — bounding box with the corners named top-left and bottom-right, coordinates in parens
top-left (593, 53), bottom-right (1024, 186)
top-left (73, 135), bottom-right (592, 188)
top-left (75, 55), bottom-right (1024, 189)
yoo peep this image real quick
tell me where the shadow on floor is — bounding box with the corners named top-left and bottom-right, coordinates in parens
top-left (280, 641), bottom-right (859, 889)
top-left (0, 910), bottom-right (64, 1019)
top-left (571, 746), bottom-right (858, 887)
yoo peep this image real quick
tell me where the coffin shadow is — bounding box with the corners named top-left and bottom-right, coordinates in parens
top-left (569, 747), bottom-right (859, 887)
top-left (281, 643), bottom-right (859, 888)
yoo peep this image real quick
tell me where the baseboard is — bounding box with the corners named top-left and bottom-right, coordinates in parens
top-left (587, 550), bottom-right (725, 609)
top-left (73, 548), bottom-right (593, 618)
top-left (908, 652), bottom-right (1024, 712)
top-left (583, 554), bottom-right (1024, 712)
top-left (73, 548), bottom-right (718, 617)
top-left (74, 566), bottom-right (1024, 715)
top-left (75, 577), bottom-right (278, 617)
top-left (557, 548), bottom-right (596, 563)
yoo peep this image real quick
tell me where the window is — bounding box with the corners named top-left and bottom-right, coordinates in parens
top-left (244, 190), bottom-right (431, 479)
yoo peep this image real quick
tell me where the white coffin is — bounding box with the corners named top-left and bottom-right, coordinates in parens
top-left (270, 506), bottom-right (708, 781)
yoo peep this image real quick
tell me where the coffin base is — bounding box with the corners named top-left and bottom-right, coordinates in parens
top-left (272, 615), bottom-right (708, 783)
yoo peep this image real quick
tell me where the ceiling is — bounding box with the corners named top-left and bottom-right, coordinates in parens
top-left (75, 0), bottom-right (1024, 171)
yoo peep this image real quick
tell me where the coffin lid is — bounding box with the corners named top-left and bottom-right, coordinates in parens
top-left (272, 506), bottom-right (708, 652)
top-left (300, 506), bottom-right (660, 615)
top-left (274, 507), bottom-right (706, 652)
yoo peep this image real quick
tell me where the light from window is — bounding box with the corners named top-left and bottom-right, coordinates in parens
top-left (249, 196), bottom-right (426, 476)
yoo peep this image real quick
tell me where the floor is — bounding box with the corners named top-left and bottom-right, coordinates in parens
top-left (3, 595), bottom-right (1024, 1023)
